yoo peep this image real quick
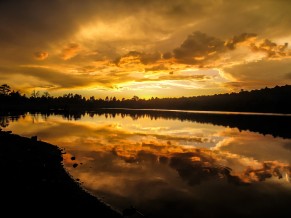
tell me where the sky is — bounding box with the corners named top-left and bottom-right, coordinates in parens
top-left (1, 0), bottom-right (291, 99)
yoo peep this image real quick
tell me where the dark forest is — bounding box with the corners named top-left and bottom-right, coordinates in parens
top-left (1, 84), bottom-right (291, 114)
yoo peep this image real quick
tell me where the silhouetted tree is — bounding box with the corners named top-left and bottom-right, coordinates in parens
top-left (132, 95), bottom-right (139, 101)
top-left (0, 116), bottom-right (10, 127)
top-left (0, 84), bottom-right (11, 95)
top-left (9, 90), bottom-right (22, 98)
top-left (42, 91), bottom-right (50, 98)
top-left (31, 90), bottom-right (40, 98)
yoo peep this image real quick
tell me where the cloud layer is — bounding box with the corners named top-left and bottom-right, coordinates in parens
top-left (0, 0), bottom-right (291, 97)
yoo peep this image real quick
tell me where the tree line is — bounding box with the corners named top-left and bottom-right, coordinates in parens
top-left (0, 84), bottom-right (291, 113)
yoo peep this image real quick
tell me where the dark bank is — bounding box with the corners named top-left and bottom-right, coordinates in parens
top-left (0, 129), bottom-right (122, 217)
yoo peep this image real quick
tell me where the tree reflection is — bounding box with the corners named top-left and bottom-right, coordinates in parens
top-left (2, 110), bottom-right (291, 139)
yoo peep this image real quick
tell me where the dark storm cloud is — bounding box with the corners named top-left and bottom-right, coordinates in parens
top-left (225, 33), bottom-right (257, 50)
top-left (169, 152), bottom-right (245, 186)
top-left (1, 0), bottom-right (291, 52)
top-left (0, 0), bottom-right (75, 47)
top-left (0, 0), bottom-right (205, 48)
top-left (172, 31), bottom-right (225, 65)
top-left (162, 52), bottom-right (173, 59)
top-left (169, 31), bottom-right (290, 66)
top-left (171, 32), bottom-right (258, 66)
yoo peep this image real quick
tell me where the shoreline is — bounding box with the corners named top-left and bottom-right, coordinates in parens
top-left (0, 129), bottom-right (122, 216)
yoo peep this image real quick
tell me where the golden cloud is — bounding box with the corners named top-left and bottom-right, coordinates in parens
top-left (250, 39), bottom-right (290, 58)
top-left (115, 51), bottom-right (162, 66)
top-left (222, 58), bottom-right (291, 90)
top-left (170, 32), bottom-right (290, 68)
top-left (144, 64), bottom-right (169, 72)
top-left (241, 161), bottom-right (291, 183)
top-left (60, 43), bottom-right (80, 60)
top-left (34, 51), bottom-right (49, 60)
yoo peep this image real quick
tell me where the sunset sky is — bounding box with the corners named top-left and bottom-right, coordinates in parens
top-left (1, 0), bottom-right (291, 99)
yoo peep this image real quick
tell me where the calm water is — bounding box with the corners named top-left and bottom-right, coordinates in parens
top-left (1, 109), bottom-right (291, 217)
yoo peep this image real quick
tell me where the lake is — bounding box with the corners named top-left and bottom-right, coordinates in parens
top-left (1, 109), bottom-right (291, 217)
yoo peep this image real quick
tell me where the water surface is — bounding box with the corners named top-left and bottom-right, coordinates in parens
top-left (2, 110), bottom-right (291, 217)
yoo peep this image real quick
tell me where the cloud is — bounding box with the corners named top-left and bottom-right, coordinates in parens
top-left (0, 1), bottom-right (83, 50)
top-left (0, 65), bottom-right (98, 90)
top-left (158, 74), bottom-right (209, 81)
top-left (170, 31), bottom-right (290, 68)
top-left (283, 142), bottom-right (291, 150)
top-left (34, 51), bottom-right (49, 60)
top-left (242, 161), bottom-right (291, 183)
top-left (192, 0), bottom-right (291, 39)
top-left (144, 64), bottom-right (169, 72)
top-left (286, 72), bottom-right (291, 80)
top-left (60, 43), bottom-right (80, 60)
top-left (172, 31), bottom-right (225, 65)
top-left (223, 58), bottom-right (291, 90)
top-left (250, 39), bottom-right (290, 58)
top-left (9, 112), bottom-right (291, 203)
top-left (225, 33), bottom-right (257, 50)
top-left (9, 112), bottom-right (291, 217)
top-left (1, 0), bottom-right (291, 96)
top-left (115, 51), bottom-right (162, 66)
top-left (162, 52), bottom-right (173, 59)
top-left (168, 152), bottom-right (246, 186)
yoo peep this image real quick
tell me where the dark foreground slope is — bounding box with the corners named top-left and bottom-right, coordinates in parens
top-left (0, 130), bottom-right (122, 217)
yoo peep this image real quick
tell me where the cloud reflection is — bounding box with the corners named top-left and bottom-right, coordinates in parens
top-left (3, 112), bottom-right (291, 217)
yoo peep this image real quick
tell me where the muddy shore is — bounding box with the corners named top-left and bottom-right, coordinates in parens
top-left (0, 129), bottom-right (123, 217)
